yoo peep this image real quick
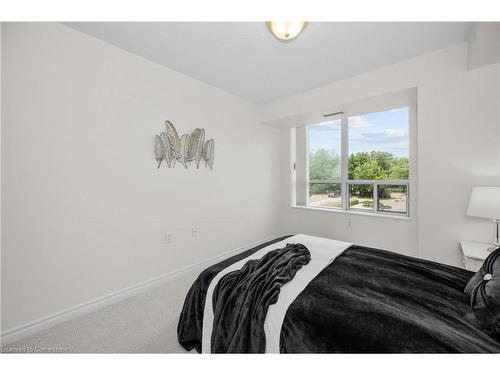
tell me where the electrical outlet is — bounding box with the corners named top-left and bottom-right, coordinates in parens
top-left (164, 232), bottom-right (172, 244)
top-left (192, 227), bottom-right (199, 237)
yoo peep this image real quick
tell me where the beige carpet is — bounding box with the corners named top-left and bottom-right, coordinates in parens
top-left (2, 271), bottom-right (199, 353)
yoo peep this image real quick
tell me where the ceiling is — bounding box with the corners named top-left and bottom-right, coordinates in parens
top-left (65, 22), bottom-right (471, 105)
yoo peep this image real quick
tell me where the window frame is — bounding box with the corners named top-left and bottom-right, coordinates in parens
top-left (306, 107), bottom-right (411, 217)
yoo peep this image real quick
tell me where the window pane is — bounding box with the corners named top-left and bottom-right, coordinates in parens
top-left (349, 184), bottom-right (373, 210)
top-left (348, 107), bottom-right (409, 180)
top-left (378, 185), bottom-right (408, 214)
top-left (309, 119), bottom-right (341, 180)
top-left (309, 183), bottom-right (342, 208)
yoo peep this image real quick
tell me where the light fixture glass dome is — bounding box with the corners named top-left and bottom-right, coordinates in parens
top-left (266, 21), bottom-right (307, 41)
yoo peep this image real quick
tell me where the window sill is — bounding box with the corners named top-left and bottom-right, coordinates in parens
top-left (290, 205), bottom-right (411, 220)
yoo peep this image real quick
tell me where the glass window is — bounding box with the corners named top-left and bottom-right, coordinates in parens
top-left (309, 183), bottom-right (342, 208)
top-left (348, 107), bottom-right (409, 180)
top-left (377, 185), bottom-right (408, 214)
top-left (303, 102), bottom-right (411, 217)
top-left (309, 119), bottom-right (341, 181)
top-left (348, 184), bottom-right (374, 211)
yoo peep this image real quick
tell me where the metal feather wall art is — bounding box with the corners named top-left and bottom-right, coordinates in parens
top-left (154, 121), bottom-right (215, 170)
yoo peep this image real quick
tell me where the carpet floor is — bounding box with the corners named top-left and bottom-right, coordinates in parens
top-left (2, 271), bottom-right (199, 353)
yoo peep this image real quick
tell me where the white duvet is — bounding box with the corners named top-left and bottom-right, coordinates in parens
top-left (201, 234), bottom-right (352, 353)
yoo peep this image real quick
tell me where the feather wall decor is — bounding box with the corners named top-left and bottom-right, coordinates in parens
top-left (154, 121), bottom-right (215, 170)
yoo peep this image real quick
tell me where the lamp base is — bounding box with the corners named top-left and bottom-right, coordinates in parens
top-left (487, 245), bottom-right (499, 252)
top-left (489, 220), bottom-right (500, 252)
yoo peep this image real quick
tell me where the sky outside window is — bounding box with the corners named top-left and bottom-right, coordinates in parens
top-left (308, 107), bottom-right (409, 157)
top-left (348, 107), bottom-right (409, 158)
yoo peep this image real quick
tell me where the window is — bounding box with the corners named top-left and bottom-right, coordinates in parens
top-left (305, 106), bottom-right (410, 216)
top-left (308, 119), bottom-right (342, 208)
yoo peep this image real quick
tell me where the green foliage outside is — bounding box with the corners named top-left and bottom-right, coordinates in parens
top-left (309, 149), bottom-right (409, 198)
top-left (308, 148), bottom-right (341, 196)
top-left (348, 151), bottom-right (408, 180)
top-left (309, 149), bottom-right (341, 181)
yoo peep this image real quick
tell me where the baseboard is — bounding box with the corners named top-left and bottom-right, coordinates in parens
top-left (0, 235), bottom-right (280, 345)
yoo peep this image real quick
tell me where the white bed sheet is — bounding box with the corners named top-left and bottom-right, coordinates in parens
top-left (201, 234), bottom-right (352, 353)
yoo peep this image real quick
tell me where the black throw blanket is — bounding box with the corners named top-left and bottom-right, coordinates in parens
top-left (211, 243), bottom-right (311, 353)
top-left (177, 236), bottom-right (292, 353)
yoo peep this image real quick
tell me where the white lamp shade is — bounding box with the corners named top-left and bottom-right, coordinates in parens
top-left (467, 186), bottom-right (500, 219)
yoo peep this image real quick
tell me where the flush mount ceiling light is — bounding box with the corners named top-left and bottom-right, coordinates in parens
top-left (266, 21), bottom-right (307, 41)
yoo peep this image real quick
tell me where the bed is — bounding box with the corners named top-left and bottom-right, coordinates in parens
top-left (177, 235), bottom-right (500, 353)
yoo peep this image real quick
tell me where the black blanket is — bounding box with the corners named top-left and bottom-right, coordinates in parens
top-left (211, 243), bottom-right (311, 353)
top-left (177, 236), bottom-right (500, 353)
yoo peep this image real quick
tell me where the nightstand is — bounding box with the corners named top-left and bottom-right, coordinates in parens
top-left (460, 241), bottom-right (491, 272)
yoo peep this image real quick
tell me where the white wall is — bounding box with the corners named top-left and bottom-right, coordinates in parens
top-left (468, 23), bottom-right (499, 70)
top-left (263, 43), bottom-right (500, 267)
top-left (1, 23), bottom-right (281, 331)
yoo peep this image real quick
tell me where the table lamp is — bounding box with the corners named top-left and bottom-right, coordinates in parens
top-left (467, 186), bottom-right (500, 252)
